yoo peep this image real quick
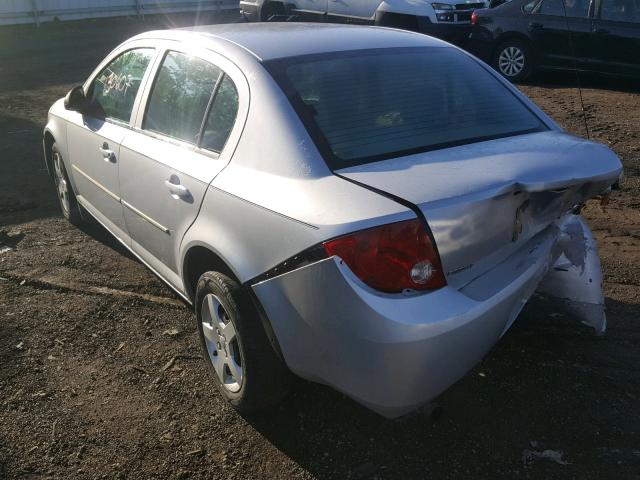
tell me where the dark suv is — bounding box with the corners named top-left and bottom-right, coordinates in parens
top-left (467, 0), bottom-right (640, 81)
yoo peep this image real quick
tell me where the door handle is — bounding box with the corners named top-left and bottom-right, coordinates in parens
top-left (164, 179), bottom-right (190, 199)
top-left (99, 142), bottom-right (115, 162)
top-left (593, 27), bottom-right (609, 34)
top-left (529, 22), bottom-right (543, 29)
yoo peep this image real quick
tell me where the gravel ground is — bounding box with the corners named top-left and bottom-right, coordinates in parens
top-left (1, 14), bottom-right (639, 480)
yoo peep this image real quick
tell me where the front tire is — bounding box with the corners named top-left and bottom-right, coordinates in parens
top-left (195, 271), bottom-right (290, 413)
top-left (51, 143), bottom-right (83, 225)
top-left (493, 39), bottom-right (533, 82)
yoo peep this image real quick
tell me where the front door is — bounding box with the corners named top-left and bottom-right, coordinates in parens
top-left (328, 0), bottom-right (380, 22)
top-left (66, 47), bottom-right (155, 240)
top-left (290, 0), bottom-right (328, 20)
top-left (118, 49), bottom-right (244, 290)
top-left (591, 0), bottom-right (640, 76)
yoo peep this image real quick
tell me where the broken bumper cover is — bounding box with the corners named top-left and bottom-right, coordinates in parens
top-left (538, 214), bottom-right (606, 333)
top-left (252, 214), bottom-right (604, 418)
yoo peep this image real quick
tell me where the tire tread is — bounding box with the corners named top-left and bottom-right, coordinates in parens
top-left (195, 271), bottom-right (291, 413)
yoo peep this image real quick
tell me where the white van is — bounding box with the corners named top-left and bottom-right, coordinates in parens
top-left (239, 0), bottom-right (489, 44)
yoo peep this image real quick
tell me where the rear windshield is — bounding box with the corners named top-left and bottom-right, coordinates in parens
top-left (265, 47), bottom-right (547, 169)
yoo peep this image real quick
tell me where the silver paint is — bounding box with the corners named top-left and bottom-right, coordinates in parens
top-left (43, 24), bottom-right (623, 418)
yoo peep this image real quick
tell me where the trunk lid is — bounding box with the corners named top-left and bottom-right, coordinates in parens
top-left (337, 131), bottom-right (622, 288)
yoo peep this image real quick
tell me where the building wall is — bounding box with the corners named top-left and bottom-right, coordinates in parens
top-left (0, 0), bottom-right (238, 26)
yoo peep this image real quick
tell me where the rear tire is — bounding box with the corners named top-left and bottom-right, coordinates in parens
top-left (195, 271), bottom-right (291, 413)
top-left (493, 39), bottom-right (533, 82)
top-left (51, 143), bottom-right (83, 225)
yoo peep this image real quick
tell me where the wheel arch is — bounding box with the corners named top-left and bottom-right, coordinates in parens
top-left (181, 241), bottom-right (287, 361)
top-left (43, 130), bottom-right (56, 178)
top-left (43, 110), bottom-right (70, 183)
top-left (182, 243), bottom-right (240, 302)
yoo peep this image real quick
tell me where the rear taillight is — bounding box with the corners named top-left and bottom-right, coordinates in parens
top-left (471, 10), bottom-right (478, 25)
top-left (323, 219), bottom-right (447, 294)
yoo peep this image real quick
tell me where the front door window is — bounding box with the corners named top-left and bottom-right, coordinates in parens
top-left (88, 48), bottom-right (155, 123)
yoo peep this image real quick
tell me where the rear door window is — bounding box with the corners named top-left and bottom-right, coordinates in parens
top-left (144, 51), bottom-right (222, 144)
top-left (536, 0), bottom-right (590, 16)
top-left (600, 0), bottom-right (640, 22)
top-left (537, 0), bottom-right (565, 14)
top-left (265, 47), bottom-right (546, 169)
top-left (89, 48), bottom-right (155, 123)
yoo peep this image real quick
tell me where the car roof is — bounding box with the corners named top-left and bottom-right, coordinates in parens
top-left (134, 22), bottom-right (450, 62)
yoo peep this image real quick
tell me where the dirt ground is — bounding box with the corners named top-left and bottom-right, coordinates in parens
top-left (1, 14), bottom-right (639, 480)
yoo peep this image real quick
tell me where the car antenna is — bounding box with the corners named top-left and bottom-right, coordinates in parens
top-left (560, 0), bottom-right (591, 139)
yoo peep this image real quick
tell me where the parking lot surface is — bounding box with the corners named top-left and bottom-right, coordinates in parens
top-left (1, 14), bottom-right (639, 480)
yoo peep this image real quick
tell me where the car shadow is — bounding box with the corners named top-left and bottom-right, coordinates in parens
top-left (242, 294), bottom-right (640, 479)
top-left (76, 214), bottom-right (137, 261)
top-left (523, 70), bottom-right (640, 94)
top-left (0, 115), bottom-right (60, 225)
top-left (0, 113), bottom-right (136, 263)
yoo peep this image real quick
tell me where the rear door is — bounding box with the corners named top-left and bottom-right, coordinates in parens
top-left (118, 45), bottom-right (247, 290)
top-left (66, 46), bottom-right (155, 241)
top-left (527, 0), bottom-right (593, 70)
top-left (591, 0), bottom-right (640, 76)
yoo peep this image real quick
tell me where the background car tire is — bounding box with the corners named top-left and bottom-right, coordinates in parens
top-left (51, 143), bottom-right (83, 225)
top-left (195, 271), bottom-right (291, 413)
top-left (493, 39), bottom-right (533, 82)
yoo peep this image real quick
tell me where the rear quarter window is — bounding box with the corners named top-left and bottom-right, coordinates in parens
top-left (265, 47), bottom-right (546, 169)
top-left (200, 75), bottom-right (239, 153)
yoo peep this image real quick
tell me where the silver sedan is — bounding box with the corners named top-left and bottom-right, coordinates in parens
top-left (44, 23), bottom-right (623, 418)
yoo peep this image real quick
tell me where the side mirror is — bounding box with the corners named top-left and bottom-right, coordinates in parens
top-left (64, 85), bottom-right (88, 112)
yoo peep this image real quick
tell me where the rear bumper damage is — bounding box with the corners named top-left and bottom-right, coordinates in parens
top-left (252, 214), bottom-right (606, 418)
top-left (538, 214), bottom-right (606, 334)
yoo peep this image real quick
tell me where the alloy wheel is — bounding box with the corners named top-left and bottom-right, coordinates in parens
top-left (498, 46), bottom-right (525, 77)
top-left (53, 152), bottom-right (70, 216)
top-left (201, 293), bottom-right (244, 392)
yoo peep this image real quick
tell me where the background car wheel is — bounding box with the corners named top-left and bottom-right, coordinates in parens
top-left (493, 40), bottom-right (533, 82)
top-left (51, 143), bottom-right (83, 225)
top-left (195, 271), bottom-right (291, 413)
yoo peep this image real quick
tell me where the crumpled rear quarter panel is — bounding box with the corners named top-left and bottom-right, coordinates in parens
top-left (252, 215), bottom-right (605, 418)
